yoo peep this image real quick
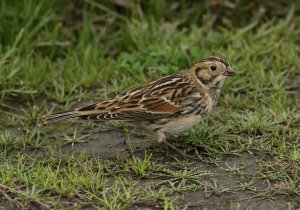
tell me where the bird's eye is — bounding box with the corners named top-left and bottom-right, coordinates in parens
top-left (210, 65), bottom-right (217, 71)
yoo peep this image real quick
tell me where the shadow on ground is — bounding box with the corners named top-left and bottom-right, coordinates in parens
top-left (62, 129), bottom-right (151, 159)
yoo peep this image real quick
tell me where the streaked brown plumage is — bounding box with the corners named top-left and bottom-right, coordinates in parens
top-left (41, 56), bottom-right (236, 158)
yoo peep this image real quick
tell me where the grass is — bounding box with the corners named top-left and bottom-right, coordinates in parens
top-left (1, 0), bottom-right (300, 209)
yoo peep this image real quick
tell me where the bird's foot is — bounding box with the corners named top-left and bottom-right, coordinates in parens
top-left (161, 140), bottom-right (199, 160)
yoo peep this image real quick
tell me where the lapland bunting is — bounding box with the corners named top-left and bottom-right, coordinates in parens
top-left (41, 56), bottom-right (235, 158)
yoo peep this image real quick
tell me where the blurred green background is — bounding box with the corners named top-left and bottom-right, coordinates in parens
top-left (1, 0), bottom-right (299, 108)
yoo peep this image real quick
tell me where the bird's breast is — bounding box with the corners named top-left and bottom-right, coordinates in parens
top-left (193, 93), bottom-right (216, 117)
top-left (159, 114), bottom-right (203, 134)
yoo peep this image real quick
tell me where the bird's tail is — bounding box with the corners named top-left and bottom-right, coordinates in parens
top-left (40, 110), bottom-right (80, 125)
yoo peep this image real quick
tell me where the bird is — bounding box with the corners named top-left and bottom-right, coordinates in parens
top-left (41, 56), bottom-right (236, 159)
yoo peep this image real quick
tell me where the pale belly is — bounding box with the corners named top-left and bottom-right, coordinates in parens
top-left (160, 114), bottom-right (203, 134)
top-left (142, 94), bottom-right (216, 134)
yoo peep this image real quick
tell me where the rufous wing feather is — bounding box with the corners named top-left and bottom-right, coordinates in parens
top-left (41, 73), bottom-right (200, 124)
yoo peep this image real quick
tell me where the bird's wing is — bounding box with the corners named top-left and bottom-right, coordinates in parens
top-left (75, 73), bottom-right (202, 121)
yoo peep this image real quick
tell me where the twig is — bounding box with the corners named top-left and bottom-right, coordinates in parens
top-left (29, 199), bottom-right (52, 210)
top-left (0, 88), bottom-right (37, 94)
top-left (0, 188), bottom-right (22, 208)
top-left (0, 184), bottom-right (52, 209)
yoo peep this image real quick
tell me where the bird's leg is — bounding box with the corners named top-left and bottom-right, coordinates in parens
top-left (156, 130), bottom-right (197, 160)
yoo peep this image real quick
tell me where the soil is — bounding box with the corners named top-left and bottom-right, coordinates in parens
top-left (1, 125), bottom-right (300, 209)
top-left (60, 128), bottom-right (300, 210)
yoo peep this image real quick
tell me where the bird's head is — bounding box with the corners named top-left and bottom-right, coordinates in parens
top-left (192, 56), bottom-right (235, 91)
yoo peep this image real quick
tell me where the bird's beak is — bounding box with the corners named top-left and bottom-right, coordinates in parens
top-left (223, 67), bottom-right (236, 76)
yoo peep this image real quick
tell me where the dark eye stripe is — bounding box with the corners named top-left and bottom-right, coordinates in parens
top-left (195, 67), bottom-right (202, 72)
